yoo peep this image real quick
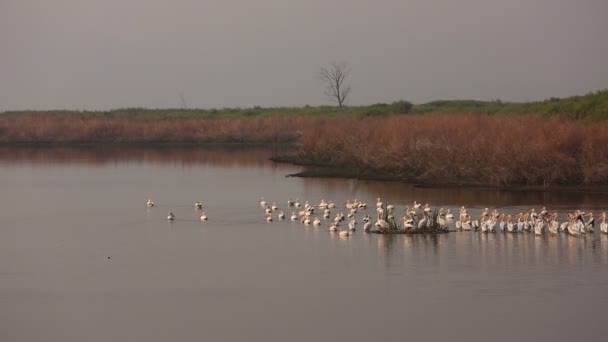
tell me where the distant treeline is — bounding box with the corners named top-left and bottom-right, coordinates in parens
top-left (2, 89), bottom-right (607, 120)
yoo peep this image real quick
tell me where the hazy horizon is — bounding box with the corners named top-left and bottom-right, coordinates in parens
top-left (1, 0), bottom-right (607, 111)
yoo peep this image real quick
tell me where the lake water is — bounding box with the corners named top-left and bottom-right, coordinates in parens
top-left (1, 147), bottom-right (607, 342)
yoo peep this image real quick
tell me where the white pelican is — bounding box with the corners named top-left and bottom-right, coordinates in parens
top-left (265, 206), bottom-right (273, 215)
top-left (375, 213), bottom-right (390, 229)
top-left (498, 214), bottom-right (506, 231)
top-left (313, 217), bottom-right (321, 226)
top-left (290, 212), bottom-right (298, 221)
top-left (339, 228), bottom-right (350, 237)
top-left (548, 213), bottom-right (558, 234)
top-left (506, 215), bottom-right (515, 233)
top-left (413, 201), bottom-right (421, 209)
top-left (534, 218), bottom-right (544, 235)
top-left (146, 199), bottom-right (154, 207)
top-left (271, 202), bottom-right (278, 211)
top-left (600, 212), bottom-right (607, 234)
top-left (445, 209), bottom-right (454, 220)
top-left (259, 197), bottom-right (267, 207)
top-left (348, 218), bottom-right (356, 231)
top-left (344, 199), bottom-right (354, 209)
top-left (402, 216), bottom-right (414, 229)
top-left (363, 221), bottom-right (372, 232)
top-left (436, 213), bottom-right (448, 231)
top-left (278, 211), bottom-right (285, 220)
top-left (329, 222), bottom-right (339, 231)
top-left (423, 204), bottom-right (431, 213)
top-left (327, 201), bottom-right (336, 209)
top-left (266, 214), bottom-right (273, 222)
top-left (417, 212), bottom-right (429, 229)
top-left (317, 199), bottom-right (328, 208)
top-left (194, 201), bottom-right (202, 210)
top-left (200, 212), bottom-right (208, 221)
top-left (287, 198), bottom-right (295, 207)
top-left (167, 212), bottom-right (175, 220)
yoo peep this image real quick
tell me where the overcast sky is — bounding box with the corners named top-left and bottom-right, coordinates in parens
top-left (1, 0), bottom-right (607, 110)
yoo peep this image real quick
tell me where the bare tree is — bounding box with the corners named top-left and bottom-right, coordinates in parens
top-left (320, 62), bottom-right (352, 108)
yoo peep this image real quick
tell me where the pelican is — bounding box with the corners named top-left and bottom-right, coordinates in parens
top-left (363, 221), bottom-right (372, 232)
top-left (146, 199), bottom-right (155, 207)
top-left (413, 201), bottom-right (421, 209)
top-left (278, 211), bottom-right (285, 220)
top-left (548, 213), bottom-right (558, 234)
top-left (271, 202), bottom-right (278, 211)
top-left (313, 217), bottom-right (321, 226)
top-left (423, 203), bottom-right (431, 213)
top-left (445, 209), bottom-right (454, 220)
top-left (418, 213), bottom-right (429, 229)
top-left (344, 199), bottom-right (354, 209)
top-left (506, 215), bottom-right (515, 233)
top-left (200, 212), bottom-right (208, 221)
top-left (287, 198), bottom-right (295, 207)
top-left (436, 212), bottom-right (448, 231)
top-left (265, 206), bottom-right (273, 215)
top-left (194, 201), bottom-right (202, 210)
top-left (568, 215), bottom-right (582, 236)
top-left (329, 222), bottom-right (339, 231)
top-left (348, 218), bottom-right (356, 231)
top-left (375, 216), bottom-right (390, 230)
top-left (259, 197), bottom-right (267, 207)
top-left (600, 212), bottom-right (607, 234)
top-left (347, 208), bottom-right (356, 219)
top-left (266, 214), bottom-right (273, 222)
top-left (376, 197), bottom-right (383, 209)
top-left (290, 212), bottom-right (298, 221)
top-left (402, 216), bottom-right (414, 229)
top-left (498, 214), bottom-right (506, 231)
top-left (327, 201), bottom-right (336, 209)
top-left (534, 218), bottom-right (544, 235)
top-left (167, 212), bottom-right (175, 220)
top-left (339, 227), bottom-right (350, 237)
top-left (317, 199), bottom-right (328, 208)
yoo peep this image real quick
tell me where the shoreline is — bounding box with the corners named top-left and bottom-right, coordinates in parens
top-left (272, 155), bottom-right (608, 194)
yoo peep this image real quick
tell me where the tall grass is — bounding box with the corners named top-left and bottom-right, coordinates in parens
top-left (2, 111), bottom-right (608, 186)
top-left (296, 113), bottom-right (608, 186)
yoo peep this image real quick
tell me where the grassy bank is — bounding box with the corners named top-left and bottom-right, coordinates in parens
top-left (2, 90), bottom-right (608, 187)
top-left (294, 114), bottom-right (608, 187)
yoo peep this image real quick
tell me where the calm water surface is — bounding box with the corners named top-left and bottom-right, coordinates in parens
top-left (1, 147), bottom-right (607, 342)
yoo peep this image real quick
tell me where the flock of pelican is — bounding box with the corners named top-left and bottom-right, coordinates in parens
top-left (148, 197), bottom-right (608, 236)
top-left (146, 199), bottom-right (208, 221)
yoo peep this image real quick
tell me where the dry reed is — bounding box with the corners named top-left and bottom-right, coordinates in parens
top-left (2, 112), bottom-right (608, 186)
